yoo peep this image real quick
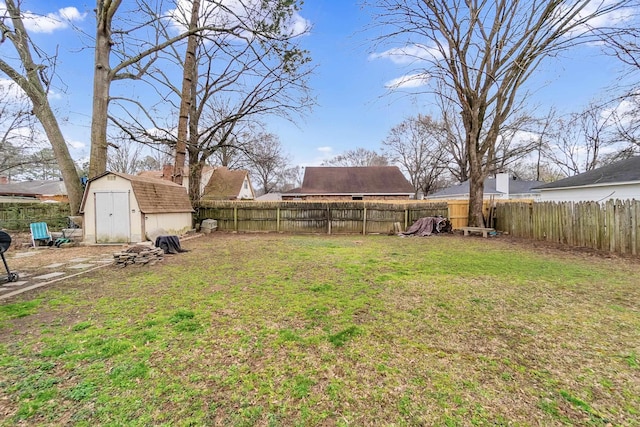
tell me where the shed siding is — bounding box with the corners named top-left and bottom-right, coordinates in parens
top-left (82, 173), bottom-right (193, 244)
top-left (145, 212), bottom-right (193, 238)
top-left (83, 176), bottom-right (139, 244)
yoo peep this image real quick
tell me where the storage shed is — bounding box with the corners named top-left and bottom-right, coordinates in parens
top-left (80, 172), bottom-right (194, 244)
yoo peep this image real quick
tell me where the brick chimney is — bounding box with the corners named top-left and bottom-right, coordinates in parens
top-left (162, 164), bottom-right (173, 181)
top-left (0, 176), bottom-right (8, 184)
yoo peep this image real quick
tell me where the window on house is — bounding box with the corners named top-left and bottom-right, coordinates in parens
top-left (243, 181), bottom-right (248, 190)
top-left (352, 196), bottom-right (363, 200)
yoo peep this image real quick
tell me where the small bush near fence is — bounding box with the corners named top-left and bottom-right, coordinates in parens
top-left (0, 203), bottom-right (71, 231)
top-left (196, 201), bottom-right (449, 235)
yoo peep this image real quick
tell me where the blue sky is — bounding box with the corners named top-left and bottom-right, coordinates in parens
top-left (0, 1), bottom-right (629, 168)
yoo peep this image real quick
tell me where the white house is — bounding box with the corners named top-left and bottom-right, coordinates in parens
top-left (427, 173), bottom-right (543, 200)
top-left (80, 172), bottom-right (194, 244)
top-left (535, 157), bottom-right (640, 202)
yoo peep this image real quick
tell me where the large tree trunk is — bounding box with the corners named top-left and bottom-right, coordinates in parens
top-left (0, 0), bottom-right (83, 214)
top-left (463, 104), bottom-right (488, 227)
top-left (32, 103), bottom-right (84, 215)
top-left (188, 154), bottom-right (204, 203)
top-left (174, 0), bottom-right (201, 186)
top-left (467, 166), bottom-right (486, 227)
top-left (88, 1), bottom-right (117, 179)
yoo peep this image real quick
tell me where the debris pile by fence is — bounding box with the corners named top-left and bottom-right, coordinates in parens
top-left (113, 246), bottom-right (164, 267)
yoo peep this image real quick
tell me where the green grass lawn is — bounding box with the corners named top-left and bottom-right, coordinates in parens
top-left (1, 234), bottom-right (639, 426)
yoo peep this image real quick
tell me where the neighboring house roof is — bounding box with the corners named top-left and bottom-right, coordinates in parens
top-left (81, 171), bottom-right (193, 214)
top-left (288, 166), bottom-right (414, 195)
top-left (428, 175), bottom-right (543, 199)
top-left (138, 165), bottom-right (215, 182)
top-left (0, 180), bottom-right (67, 197)
top-left (534, 157), bottom-right (640, 190)
top-left (256, 192), bottom-right (282, 201)
top-left (201, 167), bottom-right (254, 200)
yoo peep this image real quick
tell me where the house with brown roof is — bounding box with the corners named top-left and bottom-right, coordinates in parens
top-left (0, 179), bottom-right (69, 203)
top-left (138, 164), bottom-right (215, 198)
top-left (281, 166), bottom-right (414, 201)
top-left (201, 167), bottom-right (255, 200)
top-left (80, 171), bottom-right (194, 244)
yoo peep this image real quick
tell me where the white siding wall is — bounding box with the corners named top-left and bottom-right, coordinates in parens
top-left (539, 183), bottom-right (640, 202)
top-left (144, 212), bottom-right (193, 239)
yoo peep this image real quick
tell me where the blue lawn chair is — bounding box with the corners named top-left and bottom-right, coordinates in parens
top-left (30, 222), bottom-right (52, 247)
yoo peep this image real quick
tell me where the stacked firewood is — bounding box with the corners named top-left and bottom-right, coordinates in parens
top-left (113, 245), bottom-right (164, 267)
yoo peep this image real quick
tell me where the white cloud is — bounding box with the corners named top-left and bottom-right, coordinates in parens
top-left (560, 0), bottom-right (635, 38)
top-left (0, 3), bottom-right (87, 34)
top-left (384, 73), bottom-right (430, 89)
top-left (317, 146), bottom-right (332, 153)
top-left (369, 44), bottom-right (442, 65)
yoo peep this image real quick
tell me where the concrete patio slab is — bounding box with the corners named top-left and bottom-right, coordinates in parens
top-left (43, 263), bottom-right (65, 269)
top-left (2, 281), bottom-right (29, 287)
top-left (68, 263), bottom-right (95, 269)
top-left (33, 272), bottom-right (66, 280)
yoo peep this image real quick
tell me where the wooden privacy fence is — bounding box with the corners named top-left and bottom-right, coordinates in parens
top-left (495, 199), bottom-right (640, 255)
top-left (0, 202), bottom-right (71, 231)
top-left (196, 201), bottom-right (449, 234)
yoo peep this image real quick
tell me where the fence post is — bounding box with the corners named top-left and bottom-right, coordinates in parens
top-left (277, 207), bottom-right (281, 233)
top-left (327, 205), bottom-right (331, 235)
top-left (404, 208), bottom-right (408, 230)
top-left (363, 207), bottom-right (367, 235)
top-left (234, 206), bottom-right (238, 232)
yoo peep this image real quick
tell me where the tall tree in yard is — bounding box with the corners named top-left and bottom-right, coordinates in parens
top-left (90, 0), bottom-right (223, 179)
top-left (369, 0), bottom-right (638, 226)
top-left (113, 0), bottom-right (314, 202)
top-left (0, 0), bottom-right (84, 213)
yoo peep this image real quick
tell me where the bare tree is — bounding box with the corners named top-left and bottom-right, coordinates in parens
top-left (547, 102), bottom-right (620, 177)
top-left (210, 139), bottom-right (247, 170)
top-left (369, 0), bottom-right (638, 226)
top-left (244, 132), bottom-right (289, 195)
top-left (0, 87), bottom-right (36, 178)
top-left (382, 114), bottom-right (449, 196)
top-left (23, 148), bottom-right (60, 180)
top-left (0, 0), bottom-right (84, 213)
top-left (438, 92), bottom-right (469, 183)
top-left (322, 148), bottom-right (389, 167)
top-left (106, 135), bottom-right (146, 174)
top-left (112, 0), bottom-right (314, 202)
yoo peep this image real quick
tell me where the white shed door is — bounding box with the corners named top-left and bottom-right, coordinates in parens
top-left (95, 192), bottom-right (130, 243)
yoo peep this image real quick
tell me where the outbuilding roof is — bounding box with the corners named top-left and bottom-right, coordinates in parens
top-left (534, 156), bottom-right (640, 190)
top-left (293, 166), bottom-right (414, 195)
top-left (81, 171), bottom-right (193, 214)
